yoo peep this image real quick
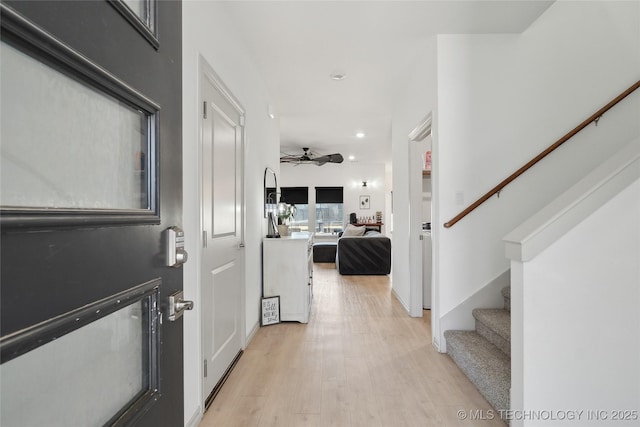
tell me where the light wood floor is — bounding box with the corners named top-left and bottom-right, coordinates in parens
top-left (199, 264), bottom-right (504, 427)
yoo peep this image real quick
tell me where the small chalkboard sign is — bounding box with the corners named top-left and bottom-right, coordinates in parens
top-left (261, 296), bottom-right (281, 326)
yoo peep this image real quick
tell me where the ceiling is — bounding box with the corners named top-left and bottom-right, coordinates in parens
top-left (223, 1), bottom-right (554, 165)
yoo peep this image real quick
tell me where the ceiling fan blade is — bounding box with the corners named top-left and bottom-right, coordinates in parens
top-left (280, 150), bottom-right (343, 165)
top-left (313, 153), bottom-right (344, 165)
top-left (279, 155), bottom-right (299, 163)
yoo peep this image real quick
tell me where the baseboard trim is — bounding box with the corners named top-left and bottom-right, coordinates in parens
top-left (391, 287), bottom-right (410, 314)
top-left (432, 337), bottom-right (441, 353)
top-left (184, 407), bottom-right (202, 427)
top-left (245, 321), bottom-right (259, 348)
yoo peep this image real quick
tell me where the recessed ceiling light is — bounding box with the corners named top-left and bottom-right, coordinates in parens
top-left (355, 132), bottom-right (366, 138)
top-left (348, 155), bottom-right (355, 161)
top-left (330, 70), bottom-right (347, 81)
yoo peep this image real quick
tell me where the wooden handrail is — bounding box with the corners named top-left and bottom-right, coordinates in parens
top-left (444, 80), bottom-right (640, 228)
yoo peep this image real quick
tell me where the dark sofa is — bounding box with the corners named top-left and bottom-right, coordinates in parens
top-left (336, 231), bottom-right (391, 275)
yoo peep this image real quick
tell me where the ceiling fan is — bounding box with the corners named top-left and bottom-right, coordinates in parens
top-left (279, 147), bottom-right (344, 166)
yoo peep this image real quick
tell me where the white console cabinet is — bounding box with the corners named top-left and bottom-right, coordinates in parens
top-left (262, 233), bottom-right (313, 323)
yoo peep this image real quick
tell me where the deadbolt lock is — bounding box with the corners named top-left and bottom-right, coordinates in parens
top-left (165, 226), bottom-right (188, 268)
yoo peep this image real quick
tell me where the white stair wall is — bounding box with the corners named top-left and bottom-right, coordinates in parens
top-left (505, 138), bottom-right (640, 427)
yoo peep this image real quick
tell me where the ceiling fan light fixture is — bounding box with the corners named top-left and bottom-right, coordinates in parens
top-left (330, 70), bottom-right (347, 81)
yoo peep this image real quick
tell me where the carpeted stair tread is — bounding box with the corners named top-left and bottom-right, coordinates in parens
top-left (473, 308), bottom-right (511, 342)
top-left (444, 330), bottom-right (510, 414)
top-left (474, 309), bottom-right (511, 356)
top-left (502, 286), bottom-right (510, 312)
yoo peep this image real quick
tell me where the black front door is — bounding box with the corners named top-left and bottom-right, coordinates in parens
top-left (1, 1), bottom-right (183, 426)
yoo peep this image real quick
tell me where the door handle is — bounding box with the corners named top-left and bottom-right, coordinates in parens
top-left (168, 290), bottom-right (194, 321)
top-left (175, 299), bottom-right (194, 311)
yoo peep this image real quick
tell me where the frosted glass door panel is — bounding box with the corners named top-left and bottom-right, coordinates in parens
top-left (0, 42), bottom-right (150, 210)
top-left (121, 0), bottom-right (155, 32)
top-left (0, 302), bottom-right (146, 427)
top-left (122, 0), bottom-right (147, 22)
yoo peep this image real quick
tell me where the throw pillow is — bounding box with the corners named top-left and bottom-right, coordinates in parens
top-left (342, 224), bottom-right (366, 237)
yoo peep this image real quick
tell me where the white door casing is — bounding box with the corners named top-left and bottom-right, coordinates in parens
top-left (408, 112), bottom-right (433, 318)
top-left (199, 62), bottom-right (245, 404)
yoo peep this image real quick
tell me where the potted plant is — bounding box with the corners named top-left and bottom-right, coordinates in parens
top-left (277, 204), bottom-right (296, 236)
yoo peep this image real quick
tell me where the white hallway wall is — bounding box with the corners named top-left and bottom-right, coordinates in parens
top-left (182, 2), bottom-right (280, 425)
top-left (391, 36), bottom-right (438, 314)
top-left (280, 162), bottom-right (387, 233)
top-left (433, 0), bottom-right (640, 348)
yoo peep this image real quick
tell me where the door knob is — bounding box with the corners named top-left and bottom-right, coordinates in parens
top-left (175, 299), bottom-right (194, 312)
top-left (168, 290), bottom-right (194, 321)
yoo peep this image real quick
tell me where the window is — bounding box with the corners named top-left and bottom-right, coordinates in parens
top-left (280, 187), bottom-right (308, 232)
top-left (315, 187), bottom-right (343, 234)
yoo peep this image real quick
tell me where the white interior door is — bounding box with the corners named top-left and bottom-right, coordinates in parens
top-left (200, 66), bottom-right (244, 404)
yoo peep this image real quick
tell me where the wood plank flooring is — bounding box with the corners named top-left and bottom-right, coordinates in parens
top-left (199, 264), bottom-right (505, 427)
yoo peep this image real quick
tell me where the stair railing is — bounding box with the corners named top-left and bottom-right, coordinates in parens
top-left (444, 80), bottom-right (640, 229)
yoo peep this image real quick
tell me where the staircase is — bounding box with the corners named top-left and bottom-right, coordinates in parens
top-left (444, 286), bottom-right (511, 419)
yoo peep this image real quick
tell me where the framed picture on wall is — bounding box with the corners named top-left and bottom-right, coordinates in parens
top-left (360, 195), bottom-right (370, 210)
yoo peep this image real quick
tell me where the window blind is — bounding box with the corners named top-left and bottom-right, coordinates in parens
top-left (315, 187), bottom-right (343, 203)
top-left (280, 187), bottom-right (308, 204)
